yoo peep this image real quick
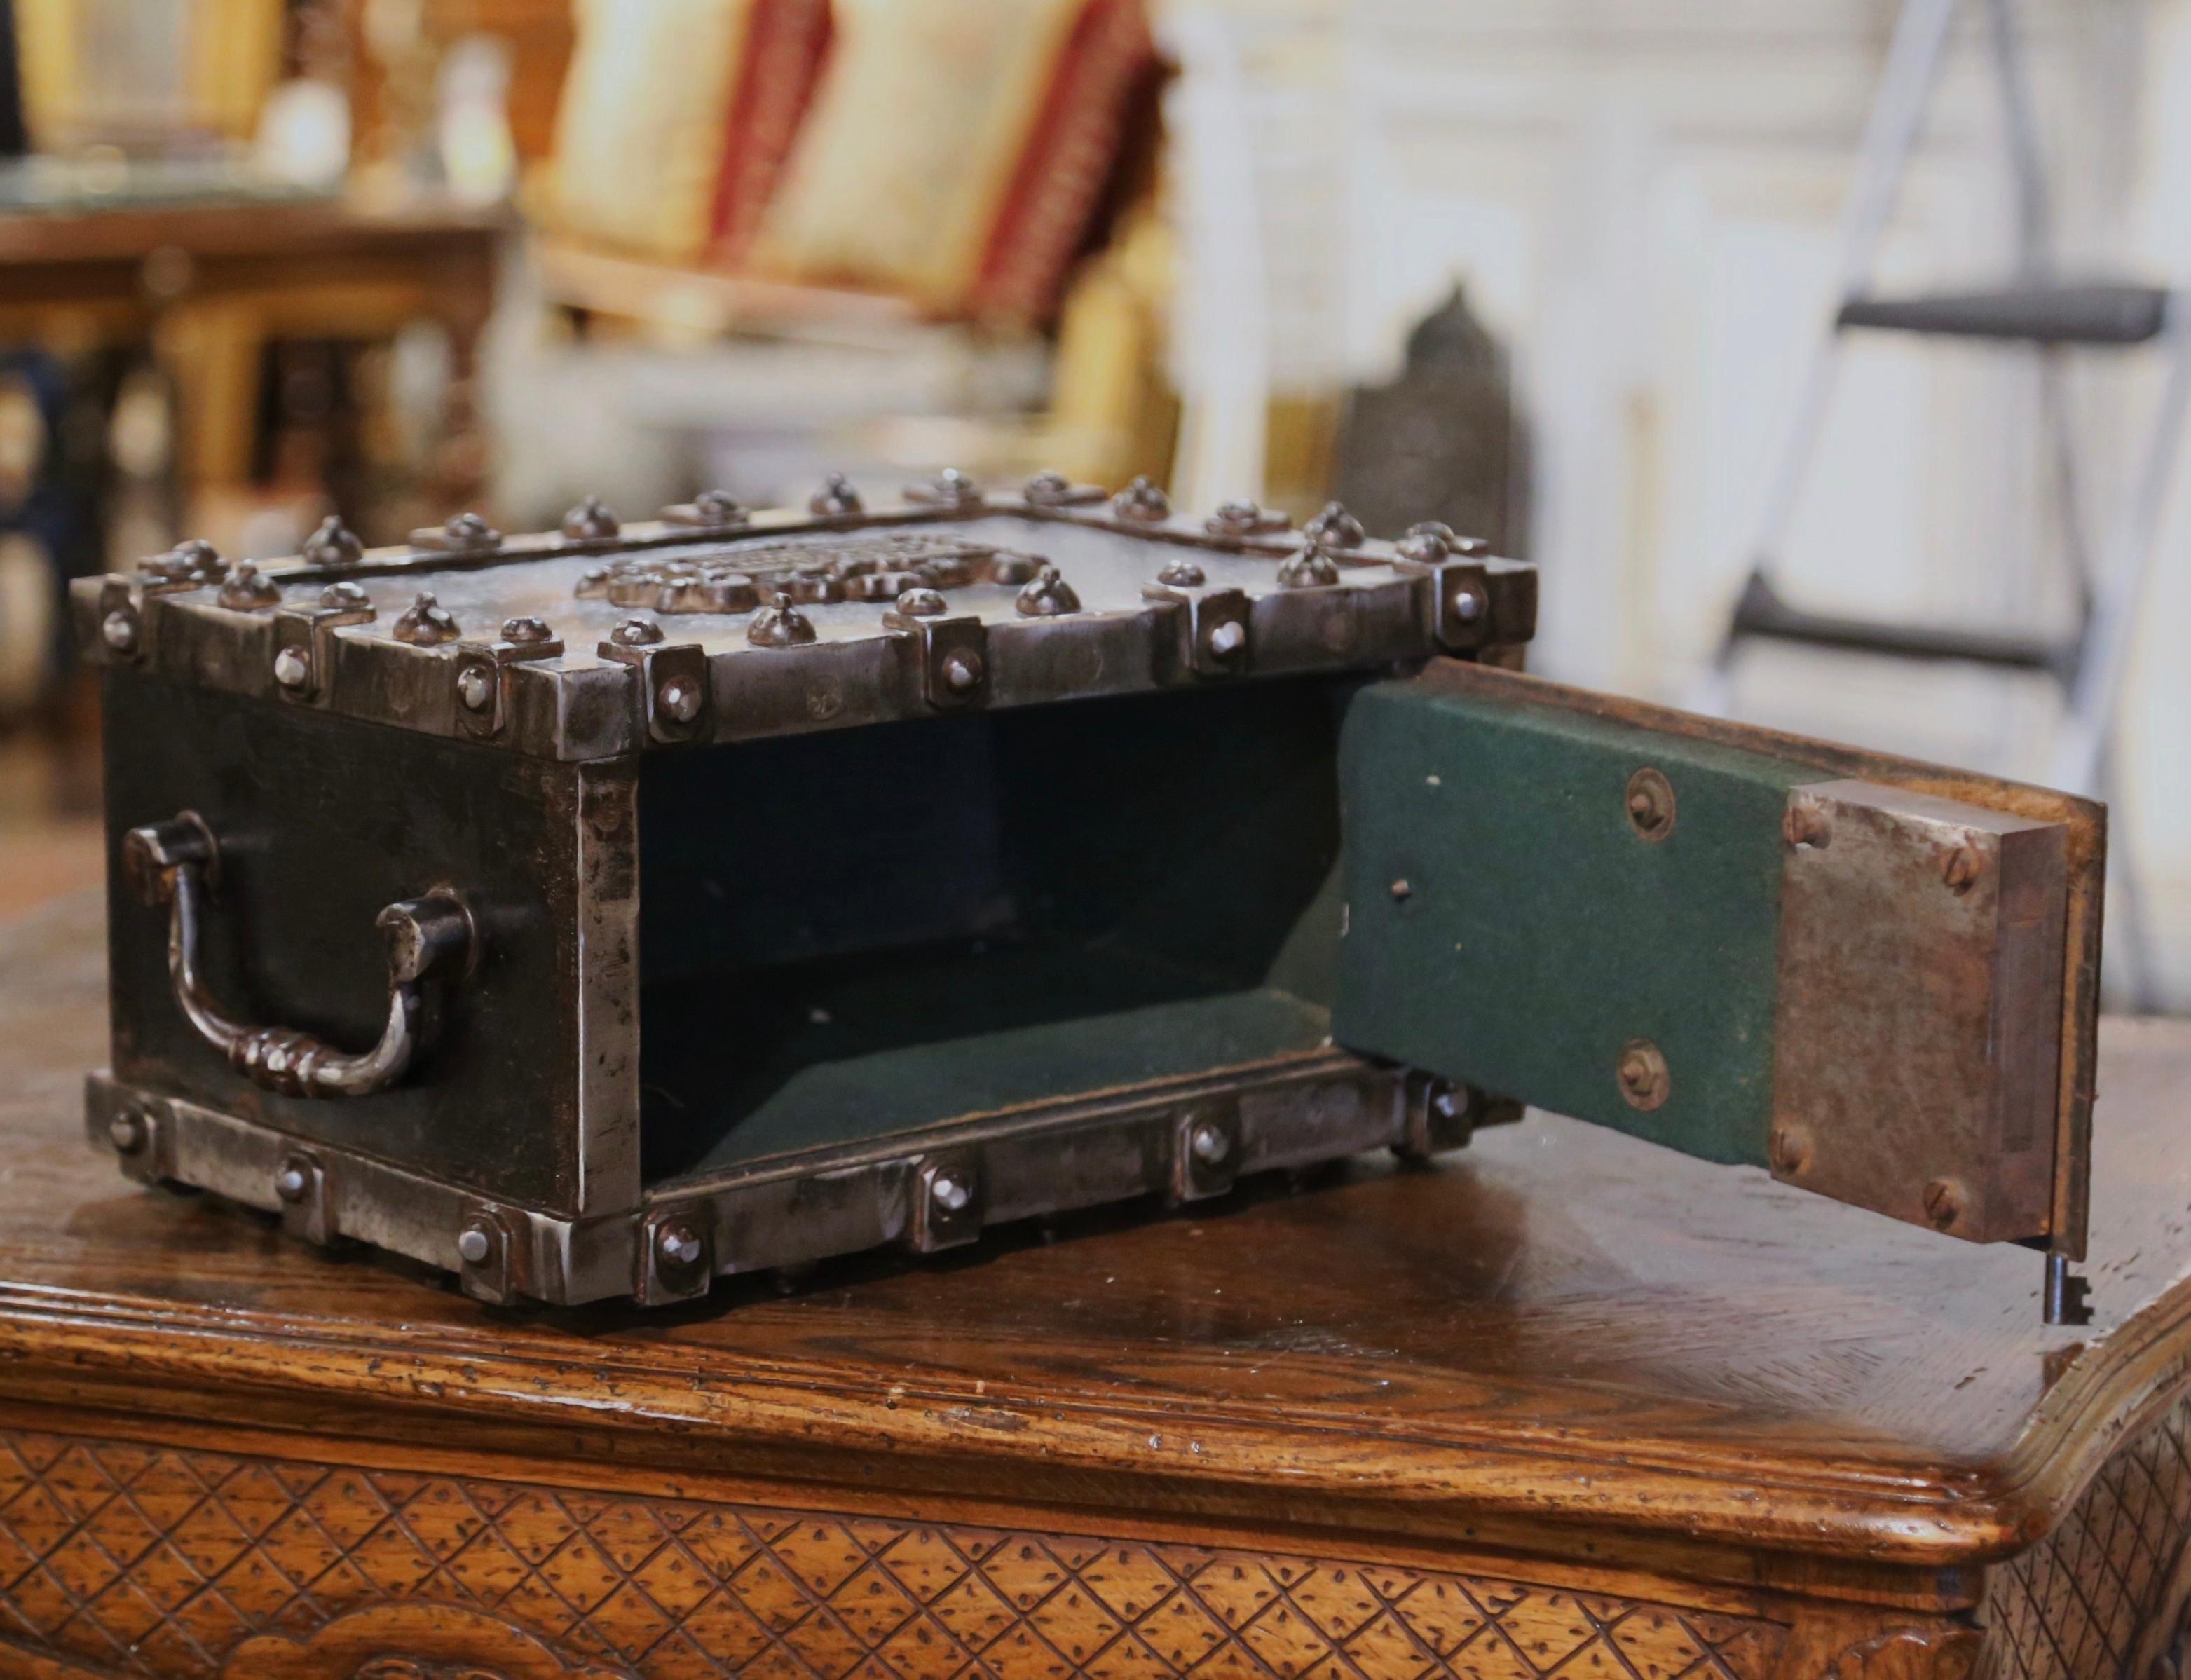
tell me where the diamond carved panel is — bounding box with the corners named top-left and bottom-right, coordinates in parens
top-left (0, 1426), bottom-right (1784, 1679)
top-left (1980, 1388), bottom-right (2191, 1680)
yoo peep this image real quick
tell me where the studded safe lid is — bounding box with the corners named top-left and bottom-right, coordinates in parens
top-left (72, 472), bottom-right (1536, 760)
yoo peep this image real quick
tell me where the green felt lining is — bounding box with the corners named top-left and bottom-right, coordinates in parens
top-left (646, 940), bottom-right (1330, 1183)
top-left (636, 679), bottom-right (1352, 1187)
top-left (1332, 677), bottom-right (1817, 1166)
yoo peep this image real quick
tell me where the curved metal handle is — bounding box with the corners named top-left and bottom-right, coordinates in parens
top-left (123, 812), bottom-right (475, 1098)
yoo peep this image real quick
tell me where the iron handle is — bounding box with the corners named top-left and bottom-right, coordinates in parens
top-left (122, 812), bottom-right (475, 1098)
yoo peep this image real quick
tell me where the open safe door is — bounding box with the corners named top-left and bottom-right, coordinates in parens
top-left (1333, 660), bottom-right (2103, 1318)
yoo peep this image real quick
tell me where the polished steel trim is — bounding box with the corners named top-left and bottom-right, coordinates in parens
top-left (71, 497), bottom-right (1538, 763)
top-left (82, 1048), bottom-right (1474, 1307)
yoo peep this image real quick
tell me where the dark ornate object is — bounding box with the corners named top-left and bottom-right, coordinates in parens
top-left (1333, 285), bottom-right (1531, 556)
top-left (73, 477), bottom-right (2101, 1309)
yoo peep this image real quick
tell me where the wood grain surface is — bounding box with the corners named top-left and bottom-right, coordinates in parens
top-left (4, 889), bottom-right (2191, 1672)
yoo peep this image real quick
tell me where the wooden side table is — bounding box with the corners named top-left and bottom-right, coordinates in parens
top-left (0, 196), bottom-right (503, 503)
top-left (0, 889), bottom-right (2185, 1679)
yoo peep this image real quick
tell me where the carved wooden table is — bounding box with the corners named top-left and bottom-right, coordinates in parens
top-left (0, 195), bottom-right (501, 498)
top-left (2, 889), bottom-right (2189, 1680)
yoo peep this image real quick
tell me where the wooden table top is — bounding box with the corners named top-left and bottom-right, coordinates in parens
top-left (4, 889), bottom-right (2187, 1599)
top-left (0, 193), bottom-right (504, 268)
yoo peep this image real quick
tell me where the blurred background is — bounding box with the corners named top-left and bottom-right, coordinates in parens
top-left (0, 0), bottom-right (2185, 1008)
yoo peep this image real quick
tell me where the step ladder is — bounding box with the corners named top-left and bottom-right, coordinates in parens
top-left (1705, 0), bottom-right (2191, 1008)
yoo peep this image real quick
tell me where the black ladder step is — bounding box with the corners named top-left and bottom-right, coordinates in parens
top-left (1726, 572), bottom-right (2073, 675)
top-left (1836, 282), bottom-right (2171, 346)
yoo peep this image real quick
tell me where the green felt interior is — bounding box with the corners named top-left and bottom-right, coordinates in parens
top-left (646, 944), bottom-right (1330, 1182)
top-left (638, 679), bottom-right (1355, 1187)
top-left (1332, 676), bottom-right (1816, 1166)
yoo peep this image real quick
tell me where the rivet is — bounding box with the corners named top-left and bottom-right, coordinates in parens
top-left (1923, 1177), bottom-right (1965, 1230)
top-left (657, 675), bottom-right (703, 723)
top-left (1395, 524), bottom-right (1452, 564)
top-left (1189, 1121), bottom-right (1230, 1165)
top-left (1768, 1124), bottom-right (1811, 1175)
top-left (1156, 557), bottom-right (1206, 587)
top-left (1305, 501), bottom-right (1365, 549)
top-left (1023, 469), bottom-right (1076, 506)
top-left (941, 650), bottom-right (984, 692)
top-left (1447, 587), bottom-right (1485, 625)
top-left (915, 467), bottom-right (982, 506)
top-left (145, 538), bottom-right (225, 584)
top-left (456, 1222), bottom-right (494, 1265)
top-left (100, 609), bottom-right (138, 652)
top-left (1205, 499), bottom-right (1283, 536)
top-left (441, 511), bottom-right (500, 550)
top-left (273, 645), bottom-right (313, 690)
top-left (810, 472), bottom-right (863, 516)
top-left (670, 491), bottom-right (749, 530)
top-left (1016, 564), bottom-right (1081, 617)
top-left (217, 562), bottom-right (282, 610)
top-left (930, 1172), bottom-right (972, 1213)
top-left (748, 592), bottom-right (818, 648)
top-left (167, 538), bottom-right (229, 583)
top-left (1624, 767), bottom-right (1676, 842)
top-left (1616, 1039), bottom-right (1671, 1112)
top-left (391, 591), bottom-right (460, 646)
top-left (561, 494), bottom-right (620, 540)
top-left (1402, 519), bottom-right (1487, 558)
top-left (656, 1222), bottom-right (704, 1267)
top-left (501, 615), bottom-right (554, 644)
top-left (1206, 620), bottom-right (1246, 660)
top-left (610, 616), bottom-right (664, 647)
top-left (1277, 542), bottom-right (1340, 589)
top-left (302, 515), bottom-right (364, 566)
top-left (1112, 476), bottom-right (1170, 521)
top-left (1944, 845), bottom-right (1984, 893)
top-left (1782, 803), bottom-right (1831, 849)
top-left (107, 1108), bottom-right (148, 1154)
top-left (894, 587), bottom-right (948, 618)
top-left (275, 1162), bottom-right (311, 1204)
top-left (456, 664), bottom-right (494, 711)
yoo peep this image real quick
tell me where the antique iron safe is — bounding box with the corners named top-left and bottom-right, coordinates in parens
top-left (75, 475), bottom-right (2103, 1315)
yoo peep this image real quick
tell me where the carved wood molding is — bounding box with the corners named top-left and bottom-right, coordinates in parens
top-left (0, 1423), bottom-right (1788, 1678)
top-left (1827, 1626), bottom-right (1981, 1679)
top-left (1981, 1385), bottom-right (2191, 1679)
top-left (219, 1602), bottom-right (634, 1679)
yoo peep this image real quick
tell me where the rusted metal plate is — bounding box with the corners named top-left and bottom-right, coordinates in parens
top-left (1770, 779), bottom-right (2067, 1243)
top-left (1334, 660), bottom-right (2099, 1260)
